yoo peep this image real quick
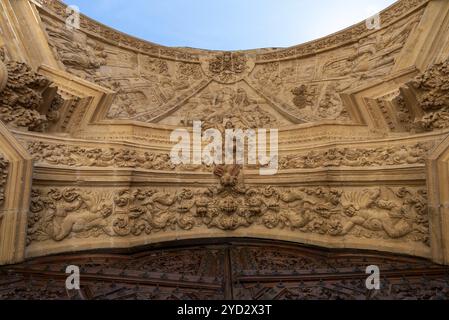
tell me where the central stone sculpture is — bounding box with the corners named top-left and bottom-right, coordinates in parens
top-left (201, 52), bottom-right (255, 84)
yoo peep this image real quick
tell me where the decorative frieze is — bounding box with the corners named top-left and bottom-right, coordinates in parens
top-left (279, 142), bottom-right (434, 169)
top-left (26, 140), bottom-right (434, 172)
top-left (28, 184), bottom-right (429, 246)
top-left (26, 141), bottom-right (210, 172)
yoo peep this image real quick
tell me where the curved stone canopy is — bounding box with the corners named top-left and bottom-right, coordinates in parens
top-left (1, 0), bottom-right (449, 267)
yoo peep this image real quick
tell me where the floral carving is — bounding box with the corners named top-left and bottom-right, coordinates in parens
top-left (291, 85), bottom-right (316, 109)
top-left (0, 61), bottom-right (62, 131)
top-left (176, 62), bottom-right (203, 81)
top-left (27, 185), bottom-right (429, 246)
top-left (410, 58), bottom-right (449, 131)
top-left (201, 52), bottom-right (255, 84)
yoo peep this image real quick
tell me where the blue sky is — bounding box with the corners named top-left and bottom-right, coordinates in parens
top-left (65, 0), bottom-right (397, 50)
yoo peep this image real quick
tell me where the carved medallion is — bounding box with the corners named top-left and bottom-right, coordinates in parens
top-left (201, 52), bottom-right (255, 84)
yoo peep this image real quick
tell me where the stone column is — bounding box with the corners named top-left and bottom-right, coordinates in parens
top-left (427, 134), bottom-right (449, 265)
top-left (0, 121), bottom-right (33, 265)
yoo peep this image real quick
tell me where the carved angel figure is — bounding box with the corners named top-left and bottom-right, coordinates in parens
top-left (340, 187), bottom-right (423, 238)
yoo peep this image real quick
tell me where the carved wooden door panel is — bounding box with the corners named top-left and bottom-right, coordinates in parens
top-left (1, 239), bottom-right (449, 300)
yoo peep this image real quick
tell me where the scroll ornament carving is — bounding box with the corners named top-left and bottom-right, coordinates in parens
top-left (411, 59), bottom-right (449, 131)
top-left (0, 61), bottom-right (62, 131)
top-left (0, 155), bottom-right (8, 207)
top-left (279, 142), bottom-right (433, 169)
top-left (27, 184), bottom-right (429, 246)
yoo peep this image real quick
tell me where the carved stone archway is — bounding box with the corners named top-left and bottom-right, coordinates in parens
top-left (1, 0), bottom-right (449, 272)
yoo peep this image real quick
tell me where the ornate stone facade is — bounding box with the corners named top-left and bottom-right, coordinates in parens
top-left (0, 0), bottom-right (449, 275)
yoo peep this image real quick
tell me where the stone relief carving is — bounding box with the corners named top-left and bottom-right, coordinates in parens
top-left (291, 85), bottom-right (317, 110)
top-left (35, 0), bottom-right (427, 64)
top-left (160, 83), bottom-right (290, 129)
top-left (249, 9), bottom-right (423, 124)
top-left (26, 140), bottom-right (433, 172)
top-left (409, 58), bottom-right (449, 131)
top-left (0, 61), bottom-right (62, 131)
top-left (0, 154), bottom-right (8, 207)
top-left (26, 141), bottom-right (209, 172)
top-left (251, 63), bottom-right (352, 122)
top-left (101, 58), bottom-right (204, 120)
top-left (279, 142), bottom-right (433, 169)
top-left (42, 15), bottom-right (107, 81)
top-left (41, 14), bottom-right (206, 122)
top-left (103, 77), bottom-right (195, 120)
top-left (27, 184), bottom-right (429, 245)
top-left (37, 0), bottom-right (201, 62)
top-left (36, 0), bottom-right (426, 128)
top-left (27, 156), bottom-right (429, 246)
top-left (253, 78), bottom-right (351, 122)
top-left (254, 0), bottom-right (426, 62)
top-left (0, 0), bottom-right (444, 268)
top-left (97, 51), bottom-right (203, 122)
top-left (201, 52), bottom-right (255, 84)
top-left (176, 62), bottom-right (204, 82)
